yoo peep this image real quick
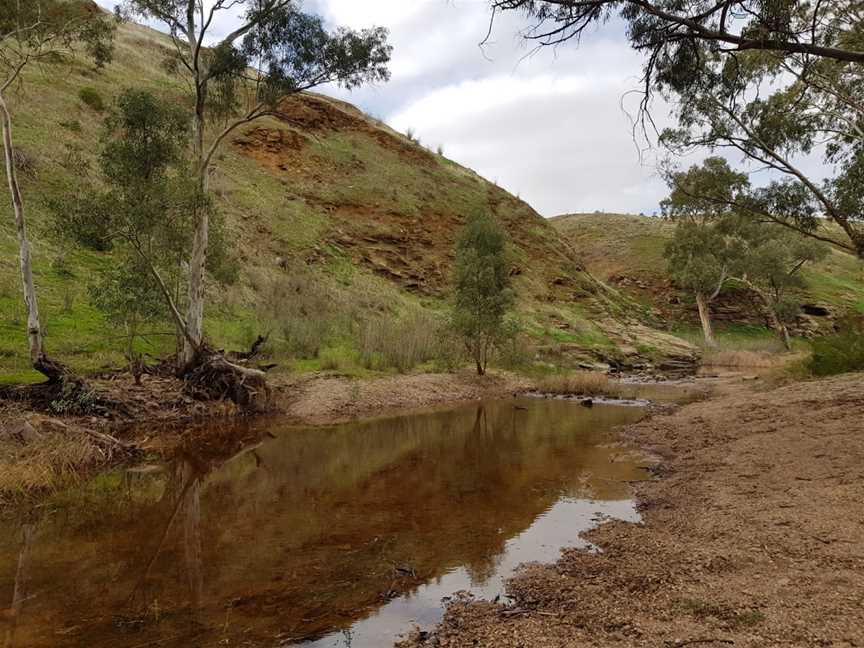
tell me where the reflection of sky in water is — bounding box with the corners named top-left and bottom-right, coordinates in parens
top-left (300, 498), bottom-right (639, 648)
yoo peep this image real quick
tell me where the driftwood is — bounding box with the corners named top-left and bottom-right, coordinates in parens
top-left (227, 334), bottom-right (268, 362)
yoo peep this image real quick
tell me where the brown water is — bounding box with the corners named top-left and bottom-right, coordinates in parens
top-left (0, 398), bottom-right (649, 648)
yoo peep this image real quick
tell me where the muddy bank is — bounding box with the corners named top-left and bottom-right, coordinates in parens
top-left (0, 370), bottom-right (531, 504)
top-left (402, 373), bottom-right (864, 647)
top-left (278, 371), bottom-right (532, 425)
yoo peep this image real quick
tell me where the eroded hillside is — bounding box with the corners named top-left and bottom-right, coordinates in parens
top-left (0, 20), bottom-right (695, 381)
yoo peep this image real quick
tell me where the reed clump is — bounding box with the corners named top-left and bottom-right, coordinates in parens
top-left (537, 371), bottom-right (620, 397)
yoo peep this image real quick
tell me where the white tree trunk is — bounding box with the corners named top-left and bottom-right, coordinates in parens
top-left (0, 93), bottom-right (43, 367)
top-left (695, 291), bottom-right (716, 347)
top-left (182, 77), bottom-right (208, 369)
top-left (182, 202), bottom-right (207, 368)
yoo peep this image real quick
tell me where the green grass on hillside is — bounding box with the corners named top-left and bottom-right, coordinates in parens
top-left (552, 212), bottom-right (864, 320)
top-left (2, 20), bottom-right (637, 380)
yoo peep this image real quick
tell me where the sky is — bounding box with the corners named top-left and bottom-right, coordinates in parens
top-left (95, 0), bottom-right (685, 217)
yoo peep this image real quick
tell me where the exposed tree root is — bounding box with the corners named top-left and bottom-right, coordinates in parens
top-left (183, 350), bottom-right (271, 412)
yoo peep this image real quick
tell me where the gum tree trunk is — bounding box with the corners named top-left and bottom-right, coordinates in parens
top-left (182, 88), bottom-right (208, 370)
top-left (695, 291), bottom-right (716, 347)
top-left (0, 93), bottom-right (58, 381)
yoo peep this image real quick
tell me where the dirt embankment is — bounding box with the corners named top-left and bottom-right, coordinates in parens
top-left (402, 373), bottom-right (864, 648)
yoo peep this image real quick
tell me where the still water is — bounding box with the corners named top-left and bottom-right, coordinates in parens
top-left (0, 398), bottom-right (649, 648)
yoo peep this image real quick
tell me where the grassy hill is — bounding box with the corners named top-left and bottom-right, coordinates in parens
top-left (0, 20), bottom-right (697, 383)
top-left (552, 213), bottom-right (864, 344)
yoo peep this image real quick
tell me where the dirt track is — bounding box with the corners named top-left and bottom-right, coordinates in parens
top-left (402, 373), bottom-right (864, 648)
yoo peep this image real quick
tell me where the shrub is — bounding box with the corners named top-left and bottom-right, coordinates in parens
top-left (702, 349), bottom-right (786, 369)
top-left (78, 86), bottom-right (105, 112)
top-left (808, 325), bottom-right (864, 376)
top-left (496, 329), bottom-right (534, 370)
top-left (12, 147), bottom-right (37, 176)
top-left (260, 269), bottom-right (348, 358)
top-left (318, 346), bottom-right (358, 372)
top-left (359, 309), bottom-right (443, 373)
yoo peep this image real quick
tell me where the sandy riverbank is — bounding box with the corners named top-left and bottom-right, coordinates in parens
top-left (399, 372), bottom-right (864, 647)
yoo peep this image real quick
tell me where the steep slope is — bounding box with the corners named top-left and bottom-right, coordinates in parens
top-left (552, 213), bottom-right (864, 338)
top-left (0, 20), bottom-right (694, 381)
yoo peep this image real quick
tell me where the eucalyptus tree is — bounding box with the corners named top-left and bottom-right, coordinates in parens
top-left (491, 1), bottom-right (864, 257)
top-left (662, 158), bottom-right (749, 346)
top-left (733, 227), bottom-right (828, 350)
top-left (0, 0), bottom-right (113, 381)
top-left (452, 212), bottom-right (515, 375)
top-left (58, 90), bottom-right (245, 390)
top-left (117, 0), bottom-right (392, 369)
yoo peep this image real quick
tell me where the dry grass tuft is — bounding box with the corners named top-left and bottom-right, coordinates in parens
top-left (702, 349), bottom-right (789, 369)
top-left (537, 371), bottom-right (620, 397)
top-left (0, 431), bottom-right (101, 500)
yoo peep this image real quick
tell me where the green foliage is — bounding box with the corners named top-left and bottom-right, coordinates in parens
top-left (89, 254), bottom-right (167, 359)
top-left (0, 0), bottom-right (115, 71)
top-left (495, 319), bottom-right (533, 370)
top-left (49, 382), bottom-right (99, 416)
top-left (48, 89), bottom-right (202, 349)
top-left (808, 320), bottom-right (864, 376)
top-left (662, 158), bottom-right (749, 297)
top-left (734, 225), bottom-right (829, 329)
top-left (497, 1), bottom-right (864, 258)
top-left (78, 87), bottom-right (104, 112)
top-left (451, 211), bottom-right (515, 375)
top-left (120, 0), bottom-right (391, 121)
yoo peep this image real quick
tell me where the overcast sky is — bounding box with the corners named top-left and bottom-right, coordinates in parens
top-left (96, 0), bottom-right (688, 216)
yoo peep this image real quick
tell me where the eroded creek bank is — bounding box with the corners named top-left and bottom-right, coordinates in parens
top-left (0, 395), bottom-right (661, 648)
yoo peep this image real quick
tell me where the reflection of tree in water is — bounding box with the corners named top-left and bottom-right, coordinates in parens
top-left (127, 457), bottom-right (204, 620)
top-left (0, 399), bottom-right (645, 647)
top-left (2, 524), bottom-right (34, 648)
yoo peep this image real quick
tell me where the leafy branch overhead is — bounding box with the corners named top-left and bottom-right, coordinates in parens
top-left (494, 0), bottom-right (864, 258)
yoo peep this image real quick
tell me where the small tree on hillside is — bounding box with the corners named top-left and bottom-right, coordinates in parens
top-left (662, 158), bottom-right (749, 346)
top-left (452, 212), bottom-right (515, 376)
top-left (734, 227), bottom-right (828, 351)
top-left (89, 256), bottom-right (166, 383)
top-left (117, 0), bottom-right (392, 371)
top-left (54, 92), bottom-right (196, 355)
top-left (0, 0), bottom-right (114, 382)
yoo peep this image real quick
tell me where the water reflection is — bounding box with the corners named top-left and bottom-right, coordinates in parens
top-left (0, 398), bottom-right (647, 648)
